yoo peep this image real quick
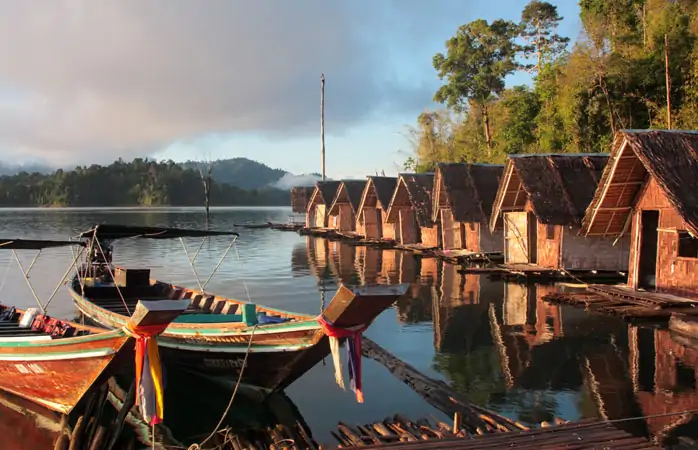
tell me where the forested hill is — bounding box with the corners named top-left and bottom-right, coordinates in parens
top-left (180, 157), bottom-right (288, 189)
top-left (0, 158), bottom-right (288, 207)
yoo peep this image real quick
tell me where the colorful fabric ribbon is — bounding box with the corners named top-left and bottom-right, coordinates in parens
top-left (317, 315), bottom-right (367, 403)
top-left (124, 322), bottom-right (168, 425)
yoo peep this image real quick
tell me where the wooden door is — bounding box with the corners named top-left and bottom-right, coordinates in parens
top-left (504, 212), bottom-right (529, 264)
top-left (441, 209), bottom-right (456, 250)
top-left (398, 209), bottom-right (417, 245)
top-left (363, 208), bottom-right (380, 239)
top-left (314, 205), bottom-right (326, 228)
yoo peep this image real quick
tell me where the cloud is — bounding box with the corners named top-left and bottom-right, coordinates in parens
top-left (0, 0), bottom-right (473, 164)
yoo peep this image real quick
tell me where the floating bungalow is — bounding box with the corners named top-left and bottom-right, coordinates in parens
top-left (305, 180), bottom-right (341, 228)
top-left (355, 176), bottom-right (398, 240)
top-left (385, 173), bottom-right (438, 247)
top-left (291, 186), bottom-right (315, 215)
top-left (432, 163), bottom-right (504, 253)
top-left (327, 180), bottom-right (365, 232)
top-left (582, 130), bottom-right (698, 299)
top-left (489, 153), bottom-right (629, 272)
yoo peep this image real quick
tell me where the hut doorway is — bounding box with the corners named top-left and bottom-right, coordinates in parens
top-left (637, 210), bottom-right (659, 290)
top-left (527, 212), bottom-right (538, 264)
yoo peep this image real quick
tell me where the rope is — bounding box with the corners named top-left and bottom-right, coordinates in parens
top-left (187, 324), bottom-right (258, 450)
top-left (93, 237), bottom-right (132, 315)
top-left (233, 241), bottom-right (252, 304)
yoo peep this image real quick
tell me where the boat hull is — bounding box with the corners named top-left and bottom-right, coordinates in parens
top-left (0, 331), bottom-right (130, 414)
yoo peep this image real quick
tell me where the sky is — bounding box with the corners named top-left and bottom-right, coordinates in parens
top-left (0, 0), bottom-right (583, 178)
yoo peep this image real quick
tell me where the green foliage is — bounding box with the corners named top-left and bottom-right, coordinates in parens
top-left (0, 158), bottom-right (288, 207)
top-left (405, 0), bottom-right (698, 168)
top-left (521, 1), bottom-right (570, 71)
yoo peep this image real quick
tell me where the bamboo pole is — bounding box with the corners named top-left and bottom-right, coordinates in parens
top-left (665, 33), bottom-right (672, 129)
top-left (321, 73), bottom-right (326, 181)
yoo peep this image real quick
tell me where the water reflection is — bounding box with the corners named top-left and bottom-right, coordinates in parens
top-left (1, 211), bottom-right (698, 448)
top-left (300, 236), bottom-right (698, 446)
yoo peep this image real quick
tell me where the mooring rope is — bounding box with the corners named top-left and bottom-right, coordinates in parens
top-left (187, 324), bottom-right (258, 450)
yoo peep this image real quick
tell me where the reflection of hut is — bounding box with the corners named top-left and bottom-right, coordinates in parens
top-left (386, 173), bottom-right (439, 247)
top-left (356, 176), bottom-right (398, 240)
top-left (291, 186), bottom-right (315, 214)
top-left (582, 130), bottom-right (698, 298)
top-left (327, 180), bottom-right (365, 232)
top-left (355, 246), bottom-right (382, 284)
top-left (629, 327), bottom-right (698, 439)
top-left (432, 163), bottom-right (504, 252)
top-left (306, 181), bottom-right (341, 228)
top-left (490, 154), bottom-right (629, 271)
top-left (328, 241), bottom-right (358, 285)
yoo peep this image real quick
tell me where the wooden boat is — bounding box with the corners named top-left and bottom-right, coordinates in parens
top-left (0, 238), bottom-right (190, 416)
top-left (69, 224), bottom-right (409, 391)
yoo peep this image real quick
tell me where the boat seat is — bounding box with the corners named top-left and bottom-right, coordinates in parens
top-left (173, 314), bottom-right (244, 324)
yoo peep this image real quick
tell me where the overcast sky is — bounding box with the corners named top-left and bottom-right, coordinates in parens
top-left (0, 0), bottom-right (582, 177)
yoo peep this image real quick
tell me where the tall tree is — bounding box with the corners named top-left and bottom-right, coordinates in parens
top-left (521, 1), bottom-right (570, 72)
top-left (433, 19), bottom-right (521, 154)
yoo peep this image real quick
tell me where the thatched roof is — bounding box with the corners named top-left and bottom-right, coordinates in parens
top-left (489, 154), bottom-right (608, 231)
top-left (306, 180), bottom-right (341, 212)
top-left (370, 176), bottom-right (398, 210)
top-left (291, 186), bottom-right (315, 213)
top-left (583, 130), bottom-right (698, 237)
top-left (433, 163), bottom-right (504, 223)
top-left (328, 180), bottom-right (366, 215)
top-left (386, 173), bottom-right (435, 227)
top-left (356, 176), bottom-right (397, 216)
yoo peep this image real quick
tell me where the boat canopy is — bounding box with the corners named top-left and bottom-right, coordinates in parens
top-left (0, 239), bottom-right (85, 250)
top-left (77, 224), bottom-right (240, 240)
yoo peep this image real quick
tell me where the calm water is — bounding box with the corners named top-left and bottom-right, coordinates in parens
top-left (1, 207), bottom-right (697, 447)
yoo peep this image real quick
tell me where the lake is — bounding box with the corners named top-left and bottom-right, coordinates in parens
top-left (0, 206), bottom-right (696, 448)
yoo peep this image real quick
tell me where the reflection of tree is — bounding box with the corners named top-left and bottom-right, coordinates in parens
top-left (433, 347), bottom-right (507, 408)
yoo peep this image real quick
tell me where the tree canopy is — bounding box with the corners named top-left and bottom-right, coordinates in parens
top-left (407, 0), bottom-right (697, 170)
top-left (0, 158), bottom-right (288, 207)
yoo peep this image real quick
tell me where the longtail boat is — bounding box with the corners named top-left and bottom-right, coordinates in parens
top-left (68, 224), bottom-right (408, 392)
top-left (0, 238), bottom-right (190, 416)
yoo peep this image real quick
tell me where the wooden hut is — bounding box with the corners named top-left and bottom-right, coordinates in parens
top-left (291, 186), bottom-right (315, 214)
top-left (355, 176), bottom-right (398, 240)
top-left (305, 181), bottom-right (341, 228)
top-left (327, 180), bottom-right (365, 232)
top-left (385, 173), bottom-right (439, 247)
top-left (432, 163), bottom-right (504, 252)
top-left (582, 130), bottom-right (698, 298)
top-left (490, 153), bottom-right (629, 271)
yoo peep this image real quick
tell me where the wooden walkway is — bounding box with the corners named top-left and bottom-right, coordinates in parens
top-left (544, 284), bottom-right (698, 322)
top-left (355, 420), bottom-right (661, 449)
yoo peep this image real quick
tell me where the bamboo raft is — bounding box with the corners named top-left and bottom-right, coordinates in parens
top-left (544, 284), bottom-right (698, 322)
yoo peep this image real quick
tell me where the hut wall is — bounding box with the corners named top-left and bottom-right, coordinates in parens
top-left (628, 178), bottom-right (698, 298)
top-left (480, 227), bottom-right (503, 253)
top-left (397, 209), bottom-right (418, 245)
top-left (536, 223), bottom-right (561, 269)
top-left (360, 208), bottom-right (380, 239)
top-left (381, 210), bottom-right (396, 240)
top-left (440, 209), bottom-right (463, 250)
top-left (560, 226), bottom-right (629, 271)
top-left (421, 224), bottom-right (440, 248)
top-left (465, 222), bottom-right (480, 252)
top-left (328, 204), bottom-right (354, 231)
